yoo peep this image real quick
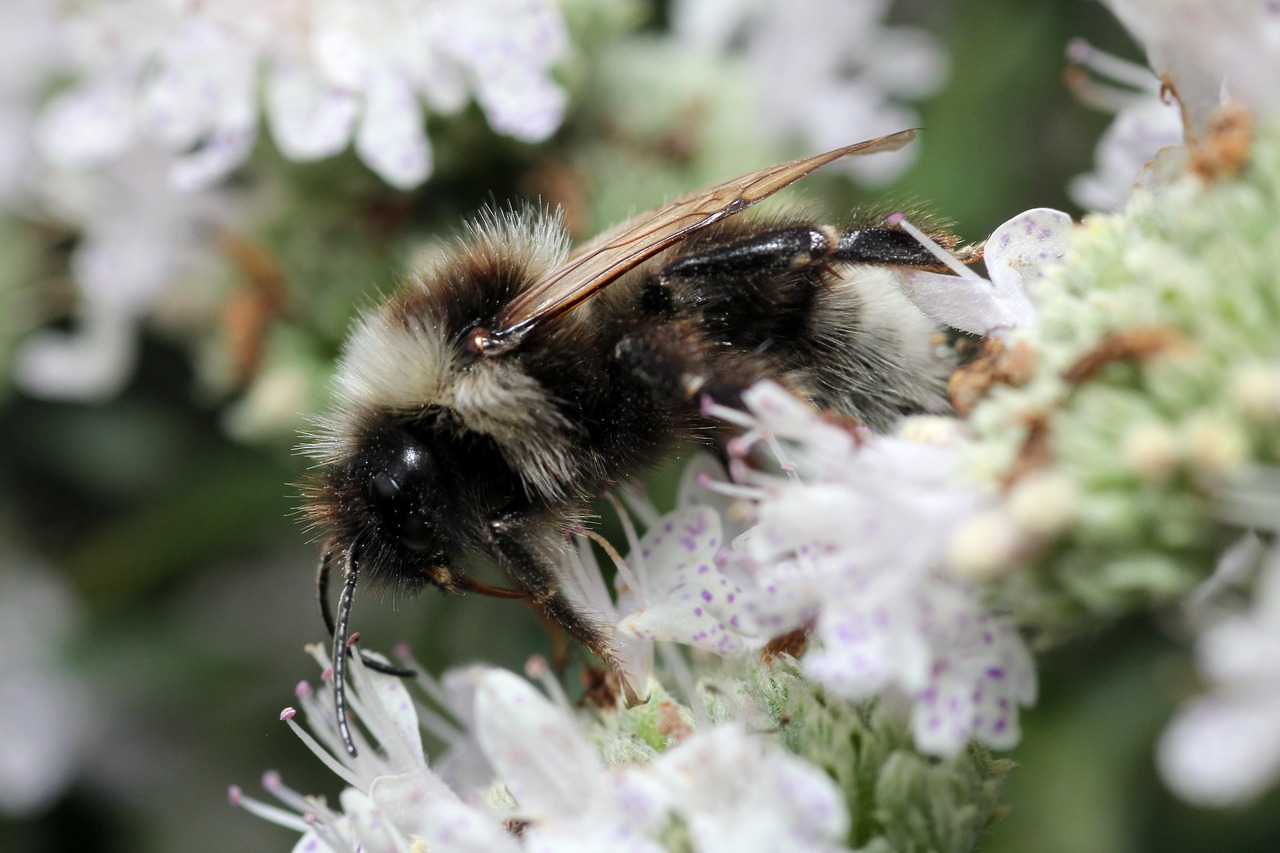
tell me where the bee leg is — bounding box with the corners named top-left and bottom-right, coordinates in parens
top-left (486, 512), bottom-right (642, 705)
top-left (614, 318), bottom-right (762, 410)
top-left (657, 223), bottom-right (957, 281)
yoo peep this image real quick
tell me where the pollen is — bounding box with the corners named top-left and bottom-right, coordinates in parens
top-left (1183, 413), bottom-right (1248, 477)
top-left (1121, 420), bottom-right (1181, 480)
top-left (1007, 471), bottom-right (1079, 537)
top-left (946, 509), bottom-right (1021, 581)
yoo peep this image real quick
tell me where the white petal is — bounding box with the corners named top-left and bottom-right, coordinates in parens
top-left (338, 787), bottom-right (408, 853)
top-left (473, 668), bottom-right (602, 818)
top-left (137, 20), bottom-right (231, 149)
top-left (167, 54), bottom-right (258, 191)
top-left (266, 60), bottom-right (358, 161)
top-left (1159, 692), bottom-right (1280, 806)
top-left (14, 310), bottom-right (137, 401)
top-left (474, 69), bottom-right (566, 142)
top-left (372, 772), bottom-right (521, 853)
top-left (651, 725), bottom-right (848, 853)
top-left (897, 268), bottom-right (1036, 336)
top-left (362, 665), bottom-right (426, 765)
top-left (984, 207), bottom-right (1072, 304)
top-left (616, 508), bottom-right (746, 655)
top-left (37, 79), bottom-right (136, 167)
top-left (805, 591), bottom-right (932, 700)
top-left (356, 72), bottom-right (431, 190)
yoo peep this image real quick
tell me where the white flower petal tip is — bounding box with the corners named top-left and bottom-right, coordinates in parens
top-left (14, 313), bottom-right (138, 401)
top-left (1158, 543), bottom-right (1280, 806)
top-left (1158, 695), bottom-right (1280, 807)
top-left (898, 208), bottom-right (1071, 337)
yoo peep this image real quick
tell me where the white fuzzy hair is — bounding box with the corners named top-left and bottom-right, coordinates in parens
top-left (306, 206), bottom-right (582, 500)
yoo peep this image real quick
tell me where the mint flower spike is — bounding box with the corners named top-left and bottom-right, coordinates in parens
top-left (616, 378), bottom-right (1038, 759)
top-left (894, 208), bottom-right (1072, 337)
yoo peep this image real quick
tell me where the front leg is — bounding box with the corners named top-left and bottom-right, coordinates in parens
top-left (486, 510), bottom-right (643, 705)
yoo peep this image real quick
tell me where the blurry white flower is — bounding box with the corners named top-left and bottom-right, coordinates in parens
top-left (237, 652), bottom-right (849, 852)
top-left (15, 149), bottom-right (234, 399)
top-left (614, 383), bottom-right (1038, 757)
top-left (672, 0), bottom-right (947, 184)
top-left (1100, 0), bottom-right (1280, 135)
top-left (1159, 542), bottom-right (1280, 806)
top-left (1064, 39), bottom-right (1183, 211)
top-left (0, 559), bottom-right (94, 816)
top-left (0, 0), bottom-right (65, 208)
top-left (895, 208), bottom-right (1072, 336)
top-left (38, 0), bottom-right (569, 191)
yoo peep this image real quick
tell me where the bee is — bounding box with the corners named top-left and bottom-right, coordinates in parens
top-left (304, 129), bottom-right (970, 754)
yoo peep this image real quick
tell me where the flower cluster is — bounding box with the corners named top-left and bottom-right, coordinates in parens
top-left (234, 651), bottom-right (852, 853)
top-left (609, 382), bottom-right (1037, 758)
top-left (938, 0), bottom-right (1280, 808)
top-left (38, 0), bottom-right (569, 191)
top-left (671, 0), bottom-right (947, 184)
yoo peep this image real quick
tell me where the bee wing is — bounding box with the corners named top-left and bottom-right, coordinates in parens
top-left (475, 129), bottom-right (919, 355)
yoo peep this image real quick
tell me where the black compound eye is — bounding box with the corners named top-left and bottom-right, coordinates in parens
top-left (366, 435), bottom-right (442, 554)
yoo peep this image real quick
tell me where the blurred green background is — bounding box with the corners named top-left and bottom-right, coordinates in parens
top-left (3, 1), bottom-right (1278, 851)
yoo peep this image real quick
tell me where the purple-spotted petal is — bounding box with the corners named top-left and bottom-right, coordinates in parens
top-left (616, 507), bottom-right (745, 655)
top-left (985, 207), bottom-right (1072, 307)
top-left (898, 207), bottom-right (1071, 336)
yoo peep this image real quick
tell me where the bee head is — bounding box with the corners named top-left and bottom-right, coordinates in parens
top-left (359, 424), bottom-right (451, 573)
top-left (305, 408), bottom-right (528, 592)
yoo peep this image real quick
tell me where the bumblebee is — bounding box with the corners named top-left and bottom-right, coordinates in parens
top-left (304, 130), bottom-right (967, 753)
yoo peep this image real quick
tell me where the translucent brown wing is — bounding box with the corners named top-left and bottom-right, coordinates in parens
top-left (471, 129), bottom-right (919, 356)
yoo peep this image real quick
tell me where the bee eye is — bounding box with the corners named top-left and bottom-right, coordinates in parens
top-left (366, 437), bottom-right (442, 554)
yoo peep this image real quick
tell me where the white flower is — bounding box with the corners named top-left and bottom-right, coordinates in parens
top-left (672, 0), bottom-right (947, 185)
top-left (237, 652), bottom-right (850, 852)
top-left (1100, 0), bottom-right (1280, 135)
top-left (37, 0), bottom-right (569, 191)
top-left (1064, 39), bottom-right (1184, 211)
top-left (613, 383), bottom-right (1038, 757)
top-left (895, 208), bottom-right (1072, 337)
top-left (15, 149), bottom-right (235, 399)
top-left (0, 559), bottom-right (94, 816)
top-left (1158, 542), bottom-right (1280, 806)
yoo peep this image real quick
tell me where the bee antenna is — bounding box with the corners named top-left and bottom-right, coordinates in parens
top-left (333, 541), bottom-right (361, 757)
top-left (317, 544), bottom-right (416, 678)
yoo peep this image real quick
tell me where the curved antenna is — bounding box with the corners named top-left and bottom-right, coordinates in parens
top-left (333, 543), bottom-right (362, 757)
top-left (316, 546), bottom-right (415, 677)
